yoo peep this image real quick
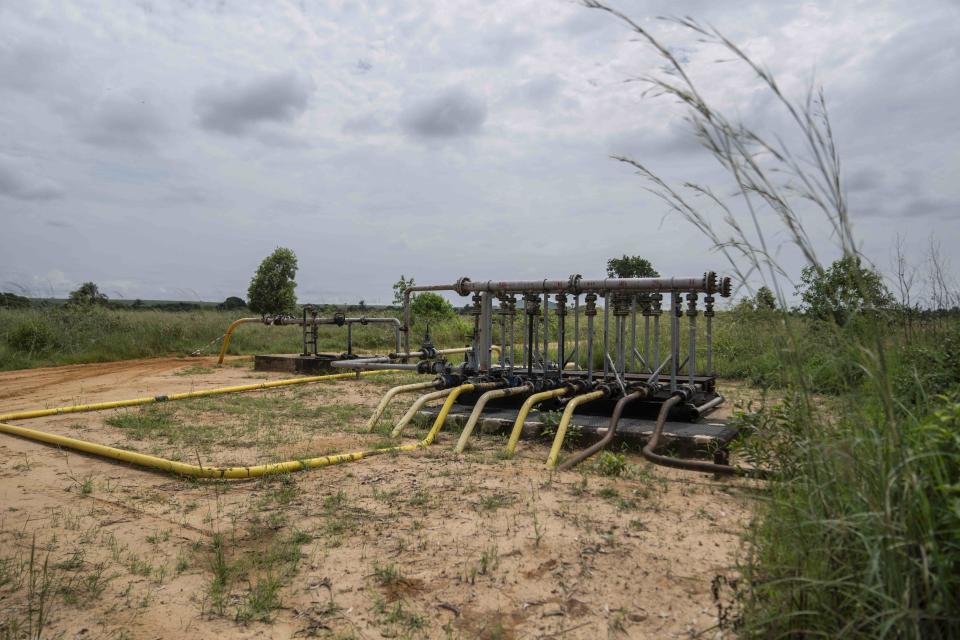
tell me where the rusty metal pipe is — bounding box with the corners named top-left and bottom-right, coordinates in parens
top-left (557, 388), bottom-right (647, 471)
top-left (464, 276), bottom-right (714, 295)
top-left (643, 395), bottom-right (741, 475)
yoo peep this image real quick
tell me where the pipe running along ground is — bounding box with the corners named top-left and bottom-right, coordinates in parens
top-left (366, 380), bottom-right (438, 432)
top-left (454, 384), bottom-right (532, 454)
top-left (0, 370), bottom-right (454, 479)
top-left (545, 389), bottom-right (607, 468)
top-left (504, 387), bottom-right (569, 458)
top-left (557, 388), bottom-right (647, 471)
top-left (642, 394), bottom-right (771, 478)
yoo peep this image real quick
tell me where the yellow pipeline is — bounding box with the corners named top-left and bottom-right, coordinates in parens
top-left (0, 420), bottom-right (423, 478)
top-left (455, 384), bottom-right (531, 454)
top-left (0, 368), bottom-right (494, 479)
top-left (545, 390), bottom-right (606, 468)
top-left (391, 388), bottom-right (454, 437)
top-left (504, 387), bottom-right (569, 457)
top-left (0, 370), bottom-right (393, 422)
top-left (216, 317), bottom-right (262, 365)
top-left (366, 380), bottom-right (437, 432)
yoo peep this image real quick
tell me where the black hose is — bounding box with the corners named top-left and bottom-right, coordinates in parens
top-left (643, 395), bottom-right (774, 479)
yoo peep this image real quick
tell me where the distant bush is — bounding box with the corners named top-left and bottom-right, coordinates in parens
top-left (0, 292), bottom-right (31, 309)
top-left (217, 296), bottom-right (246, 311)
top-left (68, 281), bottom-right (108, 307)
top-left (410, 292), bottom-right (455, 321)
top-left (6, 319), bottom-right (56, 354)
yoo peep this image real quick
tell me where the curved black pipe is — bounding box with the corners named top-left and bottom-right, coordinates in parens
top-left (557, 387), bottom-right (647, 471)
top-left (642, 395), bottom-right (774, 479)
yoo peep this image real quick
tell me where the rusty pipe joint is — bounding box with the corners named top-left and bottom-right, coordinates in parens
top-left (649, 293), bottom-right (663, 315)
top-left (524, 293), bottom-right (541, 315)
top-left (454, 277), bottom-right (472, 296)
top-left (673, 384), bottom-right (696, 402)
top-left (554, 293), bottom-right (567, 317)
top-left (584, 292), bottom-right (598, 316)
top-left (685, 292), bottom-right (699, 317)
top-left (703, 295), bottom-right (716, 317)
top-left (612, 292), bottom-right (631, 316)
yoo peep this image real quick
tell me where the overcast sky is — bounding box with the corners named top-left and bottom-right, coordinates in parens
top-left (1, 1), bottom-right (957, 305)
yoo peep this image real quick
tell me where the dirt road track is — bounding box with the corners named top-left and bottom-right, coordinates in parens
top-left (0, 356), bottom-right (244, 412)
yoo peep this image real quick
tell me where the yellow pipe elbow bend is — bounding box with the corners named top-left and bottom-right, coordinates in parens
top-left (366, 381), bottom-right (437, 432)
top-left (455, 384), bottom-right (531, 454)
top-left (504, 387), bottom-right (568, 458)
top-left (545, 390), bottom-right (606, 468)
top-left (391, 388), bottom-right (453, 437)
top-left (217, 317), bottom-right (261, 365)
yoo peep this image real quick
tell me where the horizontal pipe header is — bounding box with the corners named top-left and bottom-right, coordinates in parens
top-left (408, 272), bottom-right (730, 297)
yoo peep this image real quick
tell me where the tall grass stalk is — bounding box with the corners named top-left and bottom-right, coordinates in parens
top-left (587, 3), bottom-right (960, 637)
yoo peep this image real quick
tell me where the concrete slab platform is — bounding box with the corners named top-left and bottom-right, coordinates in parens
top-left (254, 353), bottom-right (342, 374)
top-left (419, 404), bottom-right (738, 452)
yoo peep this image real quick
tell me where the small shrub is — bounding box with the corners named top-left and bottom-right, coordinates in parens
top-left (6, 320), bottom-right (56, 354)
top-left (593, 451), bottom-right (628, 477)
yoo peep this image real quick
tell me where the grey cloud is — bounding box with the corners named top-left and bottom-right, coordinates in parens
top-left (82, 97), bottom-right (169, 150)
top-left (195, 72), bottom-right (312, 135)
top-left (846, 167), bottom-right (884, 194)
top-left (0, 158), bottom-right (63, 201)
top-left (899, 196), bottom-right (957, 221)
top-left (399, 87), bottom-right (486, 139)
top-left (607, 121), bottom-right (704, 160)
top-left (514, 74), bottom-right (562, 106)
top-left (0, 41), bottom-right (65, 94)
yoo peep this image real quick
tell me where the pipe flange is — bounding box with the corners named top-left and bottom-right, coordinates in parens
top-left (562, 379), bottom-right (589, 395)
top-left (630, 381), bottom-right (658, 395)
top-left (704, 271), bottom-right (718, 295)
top-left (612, 292), bottom-right (631, 316)
top-left (595, 383), bottom-right (614, 398)
top-left (470, 292), bottom-right (483, 316)
top-left (720, 277), bottom-right (732, 298)
top-left (554, 293), bottom-right (568, 317)
top-left (685, 292), bottom-right (699, 317)
top-left (567, 273), bottom-right (582, 294)
top-left (416, 361), bottom-right (433, 375)
top-left (704, 295), bottom-right (716, 318)
top-left (584, 292), bottom-right (598, 316)
top-left (333, 312), bottom-right (346, 326)
top-left (454, 277), bottom-right (472, 297)
top-left (524, 293), bottom-right (541, 315)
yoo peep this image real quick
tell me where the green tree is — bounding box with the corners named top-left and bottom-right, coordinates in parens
top-left (754, 286), bottom-right (777, 310)
top-left (0, 292), bottom-right (31, 309)
top-left (247, 248), bottom-right (298, 315)
top-left (606, 255), bottom-right (660, 278)
top-left (796, 256), bottom-right (894, 325)
top-left (68, 282), bottom-right (108, 306)
top-left (392, 275), bottom-right (416, 305)
top-left (217, 296), bottom-right (246, 311)
top-left (410, 292), bottom-right (454, 320)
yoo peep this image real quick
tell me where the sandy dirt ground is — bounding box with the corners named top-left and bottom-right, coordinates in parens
top-left (0, 357), bottom-right (759, 639)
